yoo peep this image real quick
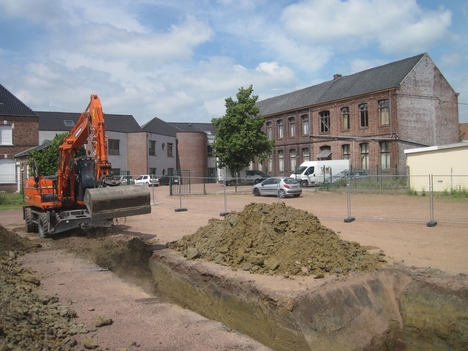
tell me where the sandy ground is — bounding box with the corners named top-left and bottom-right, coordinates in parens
top-left (2, 185), bottom-right (468, 350)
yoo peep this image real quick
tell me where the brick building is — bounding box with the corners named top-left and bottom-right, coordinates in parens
top-left (0, 83), bottom-right (39, 192)
top-left (256, 53), bottom-right (459, 176)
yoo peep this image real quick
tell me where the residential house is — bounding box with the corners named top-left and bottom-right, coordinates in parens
top-left (35, 111), bottom-right (145, 177)
top-left (0, 83), bottom-right (39, 192)
top-left (256, 53), bottom-right (459, 176)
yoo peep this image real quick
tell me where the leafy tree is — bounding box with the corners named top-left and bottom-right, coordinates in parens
top-left (211, 85), bottom-right (274, 178)
top-left (27, 133), bottom-right (86, 177)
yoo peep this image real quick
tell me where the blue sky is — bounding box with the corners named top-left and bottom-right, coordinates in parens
top-left (0, 0), bottom-right (467, 125)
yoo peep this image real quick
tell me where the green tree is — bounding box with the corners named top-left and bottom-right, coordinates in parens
top-left (211, 85), bottom-right (274, 178)
top-left (27, 133), bottom-right (86, 176)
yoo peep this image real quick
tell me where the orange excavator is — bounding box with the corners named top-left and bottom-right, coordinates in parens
top-left (23, 94), bottom-right (151, 237)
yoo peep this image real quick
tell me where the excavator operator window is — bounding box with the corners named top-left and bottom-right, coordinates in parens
top-left (80, 159), bottom-right (97, 188)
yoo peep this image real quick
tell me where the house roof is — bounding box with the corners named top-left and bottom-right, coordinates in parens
top-left (0, 83), bottom-right (37, 117)
top-left (36, 111), bottom-right (142, 133)
top-left (257, 53), bottom-right (426, 116)
top-left (14, 140), bottom-right (52, 158)
top-left (167, 122), bottom-right (217, 136)
top-left (141, 117), bottom-right (180, 137)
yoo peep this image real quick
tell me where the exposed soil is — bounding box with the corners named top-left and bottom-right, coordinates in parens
top-left (1, 186), bottom-right (467, 350)
top-left (168, 202), bottom-right (385, 277)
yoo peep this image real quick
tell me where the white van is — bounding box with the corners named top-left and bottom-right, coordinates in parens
top-left (290, 160), bottom-right (350, 187)
top-left (218, 168), bottom-right (270, 185)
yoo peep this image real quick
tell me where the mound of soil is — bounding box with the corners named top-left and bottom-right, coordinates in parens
top-left (0, 226), bottom-right (89, 350)
top-left (168, 202), bottom-right (386, 276)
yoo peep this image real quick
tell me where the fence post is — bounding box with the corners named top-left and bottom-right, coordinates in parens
top-left (220, 168), bottom-right (229, 216)
top-left (344, 180), bottom-right (355, 223)
top-left (175, 176), bottom-right (187, 212)
top-left (427, 174), bottom-right (437, 227)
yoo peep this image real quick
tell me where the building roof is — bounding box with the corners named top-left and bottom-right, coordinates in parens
top-left (141, 117), bottom-right (179, 137)
top-left (167, 122), bottom-right (217, 136)
top-left (14, 140), bottom-right (52, 158)
top-left (404, 142), bottom-right (468, 155)
top-left (36, 111), bottom-right (142, 133)
top-left (257, 53), bottom-right (426, 116)
top-left (0, 83), bottom-right (37, 117)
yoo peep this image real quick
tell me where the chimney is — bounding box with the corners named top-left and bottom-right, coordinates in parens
top-left (333, 74), bottom-right (342, 80)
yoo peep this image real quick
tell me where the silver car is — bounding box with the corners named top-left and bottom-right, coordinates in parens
top-left (252, 177), bottom-right (302, 198)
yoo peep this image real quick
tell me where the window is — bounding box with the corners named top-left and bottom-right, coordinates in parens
top-left (266, 122), bottom-right (272, 139)
top-left (149, 140), bottom-right (156, 156)
top-left (207, 144), bottom-right (214, 157)
top-left (320, 111), bottom-right (330, 133)
top-left (341, 107), bottom-right (350, 130)
top-left (108, 139), bottom-right (120, 155)
top-left (301, 115), bottom-right (309, 135)
top-left (302, 148), bottom-right (310, 162)
top-left (360, 143), bottom-right (369, 170)
top-left (267, 153), bottom-right (273, 172)
top-left (342, 144), bottom-right (350, 160)
top-left (0, 125), bottom-right (13, 145)
top-left (277, 120), bottom-right (283, 139)
top-left (380, 141), bottom-right (390, 169)
top-left (167, 143), bottom-right (173, 157)
top-left (278, 150), bottom-right (284, 172)
top-left (359, 103), bottom-right (368, 128)
top-left (149, 168), bottom-right (157, 175)
top-left (64, 120), bottom-right (75, 128)
top-left (379, 100), bottom-right (389, 125)
top-left (289, 149), bottom-right (296, 172)
top-left (0, 159), bottom-right (15, 183)
top-left (288, 117), bottom-right (296, 137)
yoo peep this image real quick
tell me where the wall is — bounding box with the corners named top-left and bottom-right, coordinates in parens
top-left (127, 132), bottom-right (148, 177)
top-left (176, 132), bottom-right (208, 182)
top-left (405, 143), bottom-right (468, 192)
top-left (0, 116), bottom-right (39, 192)
top-left (147, 132), bottom-right (177, 177)
top-left (397, 54), bottom-right (459, 170)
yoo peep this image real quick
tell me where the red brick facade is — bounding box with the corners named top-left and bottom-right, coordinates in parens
top-left (176, 132), bottom-right (208, 183)
top-left (0, 116), bottom-right (39, 192)
top-left (257, 56), bottom-right (459, 176)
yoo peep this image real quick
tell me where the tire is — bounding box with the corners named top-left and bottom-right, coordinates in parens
top-left (254, 179), bottom-right (261, 184)
top-left (38, 212), bottom-right (49, 239)
top-left (253, 188), bottom-right (260, 196)
top-left (300, 180), bottom-right (308, 187)
top-left (24, 207), bottom-right (37, 233)
top-left (279, 189), bottom-right (286, 198)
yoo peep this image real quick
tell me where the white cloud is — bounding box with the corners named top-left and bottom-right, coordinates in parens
top-left (281, 0), bottom-right (452, 54)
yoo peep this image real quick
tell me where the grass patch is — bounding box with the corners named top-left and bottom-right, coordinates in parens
top-left (0, 192), bottom-right (25, 210)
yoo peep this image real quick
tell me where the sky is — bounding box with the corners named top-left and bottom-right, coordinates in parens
top-left (0, 0), bottom-right (467, 125)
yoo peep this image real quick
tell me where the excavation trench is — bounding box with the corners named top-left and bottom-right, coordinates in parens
top-left (154, 203), bottom-right (468, 350)
top-left (3, 202), bottom-right (468, 350)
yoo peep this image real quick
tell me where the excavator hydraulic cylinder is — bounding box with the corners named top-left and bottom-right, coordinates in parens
top-left (84, 185), bottom-right (151, 220)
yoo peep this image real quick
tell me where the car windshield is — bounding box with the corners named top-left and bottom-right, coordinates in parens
top-left (292, 166), bottom-right (307, 175)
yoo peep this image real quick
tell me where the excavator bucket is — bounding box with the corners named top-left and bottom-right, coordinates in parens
top-left (84, 185), bottom-right (151, 220)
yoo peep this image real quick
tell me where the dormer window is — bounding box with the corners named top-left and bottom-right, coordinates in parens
top-left (64, 120), bottom-right (75, 127)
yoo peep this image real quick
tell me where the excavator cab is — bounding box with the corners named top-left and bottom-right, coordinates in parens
top-left (76, 157), bottom-right (98, 201)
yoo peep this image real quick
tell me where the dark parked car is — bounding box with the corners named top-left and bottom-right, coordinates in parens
top-left (158, 175), bottom-right (181, 186)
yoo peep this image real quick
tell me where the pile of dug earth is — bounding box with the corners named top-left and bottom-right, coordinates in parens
top-left (0, 226), bottom-right (97, 350)
top-left (168, 202), bottom-right (386, 277)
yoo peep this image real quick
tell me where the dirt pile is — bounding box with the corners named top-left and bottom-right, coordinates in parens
top-left (168, 202), bottom-right (386, 276)
top-left (0, 226), bottom-right (92, 350)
